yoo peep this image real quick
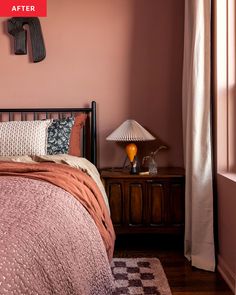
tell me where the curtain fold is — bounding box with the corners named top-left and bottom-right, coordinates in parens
top-left (182, 0), bottom-right (215, 271)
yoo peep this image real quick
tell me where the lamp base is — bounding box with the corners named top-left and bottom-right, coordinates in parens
top-left (130, 160), bottom-right (139, 175)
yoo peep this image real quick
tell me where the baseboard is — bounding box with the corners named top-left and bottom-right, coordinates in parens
top-left (217, 254), bottom-right (235, 294)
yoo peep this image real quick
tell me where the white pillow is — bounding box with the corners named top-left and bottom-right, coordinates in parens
top-left (0, 120), bottom-right (51, 156)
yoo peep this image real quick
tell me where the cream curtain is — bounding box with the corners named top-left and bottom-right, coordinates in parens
top-left (182, 0), bottom-right (215, 271)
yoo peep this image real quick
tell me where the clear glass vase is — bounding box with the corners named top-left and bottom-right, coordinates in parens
top-left (142, 154), bottom-right (158, 175)
top-left (148, 157), bottom-right (158, 175)
top-left (142, 146), bottom-right (167, 175)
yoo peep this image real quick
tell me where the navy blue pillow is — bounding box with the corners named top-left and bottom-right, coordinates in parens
top-left (47, 117), bottom-right (75, 155)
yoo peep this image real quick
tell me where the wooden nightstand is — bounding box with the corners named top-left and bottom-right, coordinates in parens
top-left (101, 167), bottom-right (185, 235)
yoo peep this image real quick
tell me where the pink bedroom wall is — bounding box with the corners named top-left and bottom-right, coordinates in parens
top-left (0, 0), bottom-right (184, 168)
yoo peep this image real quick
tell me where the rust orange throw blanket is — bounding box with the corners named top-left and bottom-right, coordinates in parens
top-left (0, 162), bottom-right (115, 262)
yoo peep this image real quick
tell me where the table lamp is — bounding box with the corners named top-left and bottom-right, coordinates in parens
top-left (106, 119), bottom-right (155, 174)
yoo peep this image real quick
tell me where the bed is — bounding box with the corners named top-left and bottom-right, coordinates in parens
top-left (0, 101), bottom-right (116, 294)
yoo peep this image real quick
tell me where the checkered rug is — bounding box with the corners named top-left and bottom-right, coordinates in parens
top-left (111, 258), bottom-right (171, 295)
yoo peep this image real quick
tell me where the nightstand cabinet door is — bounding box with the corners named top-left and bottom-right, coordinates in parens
top-left (147, 181), bottom-right (166, 226)
top-left (125, 181), bottom-right (146, 227)
top-left (107, 181), bottom-right (124, 227)
top-left (168, 181), bottom-right (185, 226)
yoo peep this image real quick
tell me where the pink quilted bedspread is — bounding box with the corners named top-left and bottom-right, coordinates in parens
top-left (0, 176), bottom-right (115, 294)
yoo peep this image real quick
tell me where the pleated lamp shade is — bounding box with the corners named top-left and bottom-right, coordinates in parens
top-left (106, 120), bottom-right (155, 173)
top-left (106, 120), bottom-right (155, 142)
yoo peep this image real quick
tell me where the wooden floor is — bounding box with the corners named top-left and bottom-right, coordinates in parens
top-left (114, 234), bottom-right (233, 295)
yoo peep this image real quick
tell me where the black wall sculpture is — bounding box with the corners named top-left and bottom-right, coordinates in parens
top-left (7, 17), bottom-right (46, 63)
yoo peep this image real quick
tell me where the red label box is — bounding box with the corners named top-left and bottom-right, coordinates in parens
top-left (0, 0), bottom-right (47, 17)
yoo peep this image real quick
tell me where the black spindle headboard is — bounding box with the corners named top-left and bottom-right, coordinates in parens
top-left (0, 101), bottom-right (97, 166)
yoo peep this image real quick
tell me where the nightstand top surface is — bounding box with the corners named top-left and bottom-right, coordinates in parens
top-left (100, 167), bottom-right (185, 178)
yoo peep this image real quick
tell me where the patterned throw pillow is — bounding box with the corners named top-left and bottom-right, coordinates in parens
top-left (0, 120), bottom-right (51, 157)
top-left (47, 117), bottom-right (75, 155)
